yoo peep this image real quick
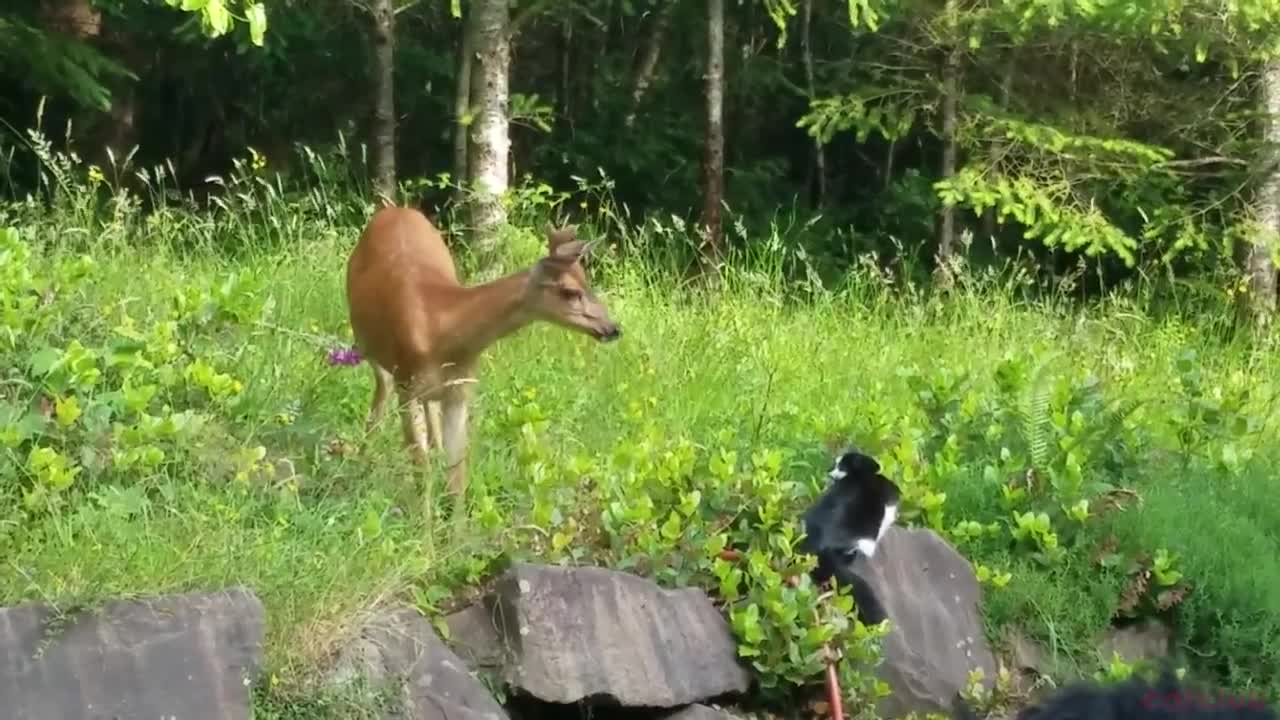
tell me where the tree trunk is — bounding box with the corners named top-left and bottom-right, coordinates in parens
top-left (97, 73), bottom-right (137, 167)
top-left (369, 0), bottom-right (397, 204)
top-left (983, 57), bottom-right (1014, 242)
top-left (800, 0), bottom-right (825, 208)
top-left (40, 0), bottom-right (131, 170)
top-left (39, 0), bottom-right (100, 39)
top-left (700, 0), bottom-right (725, 278)
top-left (453, 17), bottom-right (472, 206)
top-left (93, 17), bottom-right (140, 173)
top-left (936, 43), bottom-right (960, 286)
top-left (1248, 59), bottom-right (1280, 327)
top-left (624, 1), bottom-right (675, 130)
top-left (467, 0), bottom-right (511, 259)
top-left (559, 17), bottom-right (572, 119)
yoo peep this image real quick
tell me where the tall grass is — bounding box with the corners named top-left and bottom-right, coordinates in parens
top-left (3, 133), bottom-right (1280, 713)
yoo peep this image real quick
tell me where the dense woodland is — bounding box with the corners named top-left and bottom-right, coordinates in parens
top-left (4, 0), bottom-right (1280, 315)
top-left (6, 1), bottom-right (1280, 716)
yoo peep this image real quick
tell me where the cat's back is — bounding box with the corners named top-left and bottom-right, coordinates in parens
top-left (845, 474), bottom-right (898, 529)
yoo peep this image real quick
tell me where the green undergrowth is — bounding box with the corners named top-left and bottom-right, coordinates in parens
top-left (3, 170), bottom-right (1280, 715)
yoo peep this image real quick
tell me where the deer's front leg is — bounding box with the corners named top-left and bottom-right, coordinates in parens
top-left (425, 361), bottom-right (456, 451)
top-left (424, 399), bottom-right (444, 450)
top-left (396, 377), bottom-right (431, 465)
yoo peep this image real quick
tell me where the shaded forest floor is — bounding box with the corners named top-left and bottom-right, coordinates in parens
top-left (3, 188), bottom-right (1280, 716)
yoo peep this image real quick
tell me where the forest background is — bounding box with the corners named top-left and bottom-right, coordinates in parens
top-left (3, 0), bottom-right (1280, 716)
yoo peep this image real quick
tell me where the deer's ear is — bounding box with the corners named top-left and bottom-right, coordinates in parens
top-left (550, 239), bottom-right (586, 261)
top-left (545, 223), bottom-right (578, 249)
top-left (531, 240), bottom-right (585, 283)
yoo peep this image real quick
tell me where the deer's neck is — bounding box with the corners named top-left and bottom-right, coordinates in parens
top-left (439, 270), bottom-right (536, 360)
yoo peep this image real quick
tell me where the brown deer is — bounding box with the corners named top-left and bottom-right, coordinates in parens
top-left (344, 205), bottom-right (621, 498)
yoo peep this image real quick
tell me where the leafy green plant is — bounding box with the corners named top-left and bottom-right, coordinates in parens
top-left (1108, 547), bottom-right (1192, 623)
top-left (1167, 349), bottom-right (1264, 475)
top-left (0, 225), bottom-right (274, 524)
top-left (499, 421), bottom-right (899, 711)
top-left (959, 664), bottom-right (1020, 719)
top-left (1009, 511), bottom-right (1064, 566)
top-left (1095, 652), bottom-right (1137, 683)
top-left (2, 134), bottom-right (1279, 705)
top-left (973, 562), bottom-right (1013, 589)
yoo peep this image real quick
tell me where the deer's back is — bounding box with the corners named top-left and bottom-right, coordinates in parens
top-left (346, 206), bottom-right (459, 374)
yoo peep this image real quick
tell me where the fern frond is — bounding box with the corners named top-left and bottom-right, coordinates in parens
top-left (1021, 382), bottom-right (1052, 472)
top-left (1016, 353), bottom-right (1060, 473)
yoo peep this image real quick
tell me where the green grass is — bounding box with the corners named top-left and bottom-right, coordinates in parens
top-left (3, 156), bottom-right (1280, 713)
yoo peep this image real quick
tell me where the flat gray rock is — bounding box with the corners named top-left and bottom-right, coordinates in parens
top-left (443, 602), bottom-right (505, 672)
top-left (999, 626), bottom-right (1051, 694)
top-left (328, 604), bottom-right (509, 720)
top-left (661, 703), bottom-right (745, 720)
top-left (1097, 618), bottom-right (1172, 665)
top-left (489, 562), bottom-right (752, 706)
top-left (0, 586), bottom-right (265, 720)
top-left (851, 526), bottom-right (998, 719)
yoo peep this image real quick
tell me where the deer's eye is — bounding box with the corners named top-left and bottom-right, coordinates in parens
top-left (558, 286), bottom-right (583, 301)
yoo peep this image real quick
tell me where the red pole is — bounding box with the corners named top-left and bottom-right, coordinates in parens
top-left (825, 645), bottom-right (844, 720)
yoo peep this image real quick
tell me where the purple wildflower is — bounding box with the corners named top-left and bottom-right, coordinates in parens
top-left (327, 347), bottom-right (363, 367)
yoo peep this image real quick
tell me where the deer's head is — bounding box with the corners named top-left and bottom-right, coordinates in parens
top-left (525, 224), bottom-right (621, 342)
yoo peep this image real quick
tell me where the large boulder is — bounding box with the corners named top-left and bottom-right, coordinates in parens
top-left (0, 586), bottom-right (265, 720)
top-left (327, 605), bottom-right (509, 720)
top-left (455, 562), bottom-right (753, 707)
top-left (850, 526), bottom-right (998, 719)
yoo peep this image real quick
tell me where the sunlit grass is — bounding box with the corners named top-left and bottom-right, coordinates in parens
top-left (3, 137), bottom-right (1280, 709)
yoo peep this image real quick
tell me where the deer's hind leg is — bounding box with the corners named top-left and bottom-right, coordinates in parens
top-left (365, 362), bottom-right (394, 433)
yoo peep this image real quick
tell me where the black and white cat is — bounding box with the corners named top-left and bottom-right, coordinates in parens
top-left (799, 449), bottom-right (901, 624)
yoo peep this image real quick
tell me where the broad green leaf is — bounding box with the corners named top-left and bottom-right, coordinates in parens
top-left (247, 3), bottom-right (268, 46)
top-left (205, 0), bottom-right (231, 36)
top-left (29, 347), bottom-right (61, 376)
top-left (55, 396), bottom-right (81, 428)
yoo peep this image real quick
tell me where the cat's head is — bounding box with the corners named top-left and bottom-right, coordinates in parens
top-left (828, 449), bottom-right (881, 483)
